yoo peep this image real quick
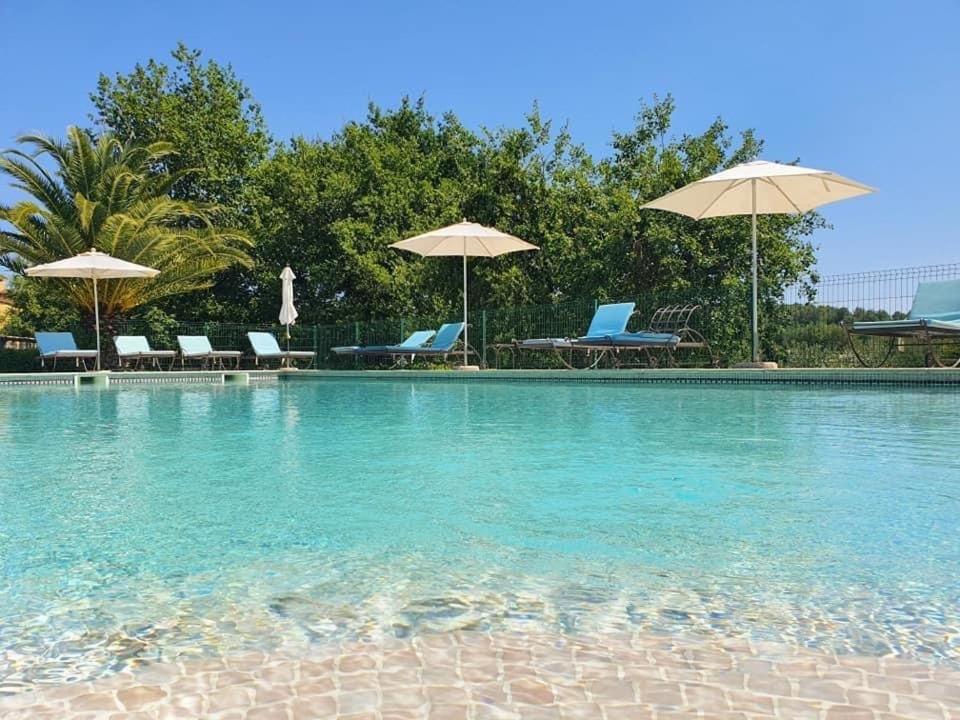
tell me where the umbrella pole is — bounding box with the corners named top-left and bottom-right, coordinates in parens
top-left (93, 277), bottom-right (101, 371)
top-left (462, 241), bottom-right (468, 367)
top-left (751, 179), bottom-right (759, 363)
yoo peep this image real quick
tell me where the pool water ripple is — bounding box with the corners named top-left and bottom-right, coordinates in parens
top-left (1, 380), bottom-right (959, 691)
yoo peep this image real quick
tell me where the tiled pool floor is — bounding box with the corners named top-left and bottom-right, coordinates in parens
top-left (1, 631), bottom-right (957, 719)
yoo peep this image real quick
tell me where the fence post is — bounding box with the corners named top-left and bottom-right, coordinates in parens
top-left (354, 321), bottom-right (361, 368)
top-left (481, 310), bottom-right (487, 369)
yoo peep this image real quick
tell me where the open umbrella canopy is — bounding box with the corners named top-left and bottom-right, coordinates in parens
top-left (641, 161), bottom-right (874, 365)
top-left (25, 249), bottom-right (159, 370)
top-left (391, 221), bottom-right (539, 257)
top-left (391, 221), bottom-right (539, 367)
top-left (641, 160), bottom-right (874, 218)
top-left (24, 248), bottom-right (160, 279)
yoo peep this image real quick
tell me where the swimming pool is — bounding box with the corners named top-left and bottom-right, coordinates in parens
top-left (1, 379), bottom-right (958, 692)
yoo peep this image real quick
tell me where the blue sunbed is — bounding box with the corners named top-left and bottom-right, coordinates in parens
top-left (333, 323), bottom-right (467, 364)
top-left (177, 335), bottom-right (243, 370)
top-left (512, 303), bottom-right (682, 369)
top-left (519, 303), bottom-right (680, 350)
top-left (35, 332), bottom-right (99, 371)
top-left (406, 322), bottom-right (465, 356)
top-left (248, 332), bottom-right (316, 368)
top-left (332, 329), bottom-right (437, 357)
top-left (845, 279), bottom-right (960, 367)
top-left (114, 335), bottom-right (176, 370)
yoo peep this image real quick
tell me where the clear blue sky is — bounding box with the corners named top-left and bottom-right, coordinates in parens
top-left (1, 0), bottom-right (957, 276)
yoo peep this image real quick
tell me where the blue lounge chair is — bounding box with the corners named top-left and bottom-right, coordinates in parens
top-left (247, 332), bottom-right (316, 368)
top-left (177, 336), bottom-right (243, 370)
top-left (332, 329), bottom-right (437, 357)
top-left (407, 322), bottom-right (465, 357)
top-left (333, 323), bottom-right (469, 365)
top-left (35, 332), bottom-right (99, 371)
top-left (512, 303), bottom-right (681, 369)
top-left (845, 279), bottom-right (960, 367)
top-left (114, 335), bottom-right (176, 370)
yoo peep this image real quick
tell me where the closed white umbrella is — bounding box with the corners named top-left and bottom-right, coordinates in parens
top-left (279, 266), bottom-right (298, 344)
top-left (642, 160), bottom-right (874, 364)
top-left (391, 221), bottom-right (539, 368)
top-left (25, 248), bottom-right (159, 370)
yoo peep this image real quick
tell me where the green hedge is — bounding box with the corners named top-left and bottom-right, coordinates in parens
top-left (0, 349), bottom-right (37, 373)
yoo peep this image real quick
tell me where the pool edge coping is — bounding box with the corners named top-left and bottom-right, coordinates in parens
top-left (2, 367), bottom-right (960, 387)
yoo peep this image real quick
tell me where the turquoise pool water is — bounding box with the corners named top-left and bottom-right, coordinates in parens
top-left (1, 379), bottom-right (959, 688)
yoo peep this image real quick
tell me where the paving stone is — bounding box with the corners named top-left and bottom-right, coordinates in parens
top-left (824, 705), bottom-right (877, 720)
top-left (3, 628), bottom-right (956, 720)
top-left (557, 702), bottom-right (604, 719)
top-left (891, 695), bottom-right (948, 719)
top-left (603, 704), bottom-right (656, 720)
top-left (724, 689), bottom-right (775, 715)
top-left (292, 694), bottom-right (337, 716)
top-left (846, 687), bottom-right (892, 711)
top-left (428, 704), bottom-right (471, 719)
top-left (682, 682), bottom-right (730, 711)
top-left (584, 678), bottom-right (634, 704)
top-left (246, 703), bottom-right (291, 720)
top-left (68, 691), bottom-right (122, 712)
top-left (337, 689), bottom-right (380, 714)
top-left (745, 671), bottom-right (791, 698)
top-left (916, 680), bottom-right (960, 705)
top-left (116, 684), bottom-right (167, 710)
top-left (774, 697), bottom-right (826, 718)
top-left (795, 678), bottom-right (848, 703)
top-left (380, 685), bottom-right (428, 711)
top-left (508, 677), bottom-right (555, 705)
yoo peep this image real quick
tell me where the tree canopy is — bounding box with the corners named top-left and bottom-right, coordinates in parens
top-left (2, 44), bottom-right (822, 362)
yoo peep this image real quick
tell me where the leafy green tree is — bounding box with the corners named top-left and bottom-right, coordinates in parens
top-left (0, 127), bottom-right (252, 332)
top-left (253, 98), bottom-right (481, 323)
top-left (90, 43), bottom-right (270, 319)
top-left (248, 94), bottom-right (820, 363)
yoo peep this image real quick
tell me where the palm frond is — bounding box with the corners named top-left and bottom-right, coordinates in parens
top-left (1, 128), bottom-right (252, 318)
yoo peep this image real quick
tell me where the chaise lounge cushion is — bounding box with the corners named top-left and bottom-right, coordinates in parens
top-left (35, 332), bottom-right (98, 358)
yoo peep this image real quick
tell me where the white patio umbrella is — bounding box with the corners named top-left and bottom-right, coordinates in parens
top-left (279, 266), bottom-right (299, 346)
top-left (25, 248), bottom-right (159, 370)
top-left (641, 160), bottom-right (874, 364)
top-left (391, 221), bottom-right (539, 367)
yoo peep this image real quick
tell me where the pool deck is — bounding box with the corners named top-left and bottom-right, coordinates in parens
top-left (1, 630), bottom-right (957, 719)
top-left (1, 367), bottom-right (960, 388)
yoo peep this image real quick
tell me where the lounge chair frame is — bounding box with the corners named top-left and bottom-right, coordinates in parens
top-left (118, 353), bottom-right (177, 371)
top-left (841, 279), bottom-right (960, 368)
top-left (842, 320), bottom-right (960, 368)
top-left (611, 304), bottom-right (717, 368)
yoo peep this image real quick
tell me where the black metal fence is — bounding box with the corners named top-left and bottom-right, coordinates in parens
top-left (777, 263), bottom-right (960, 367)
top-left (5, 262), bottom-right (960, 370)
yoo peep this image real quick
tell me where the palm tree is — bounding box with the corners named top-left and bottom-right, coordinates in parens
top-left (0, 126), bottom-right (252, 326)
